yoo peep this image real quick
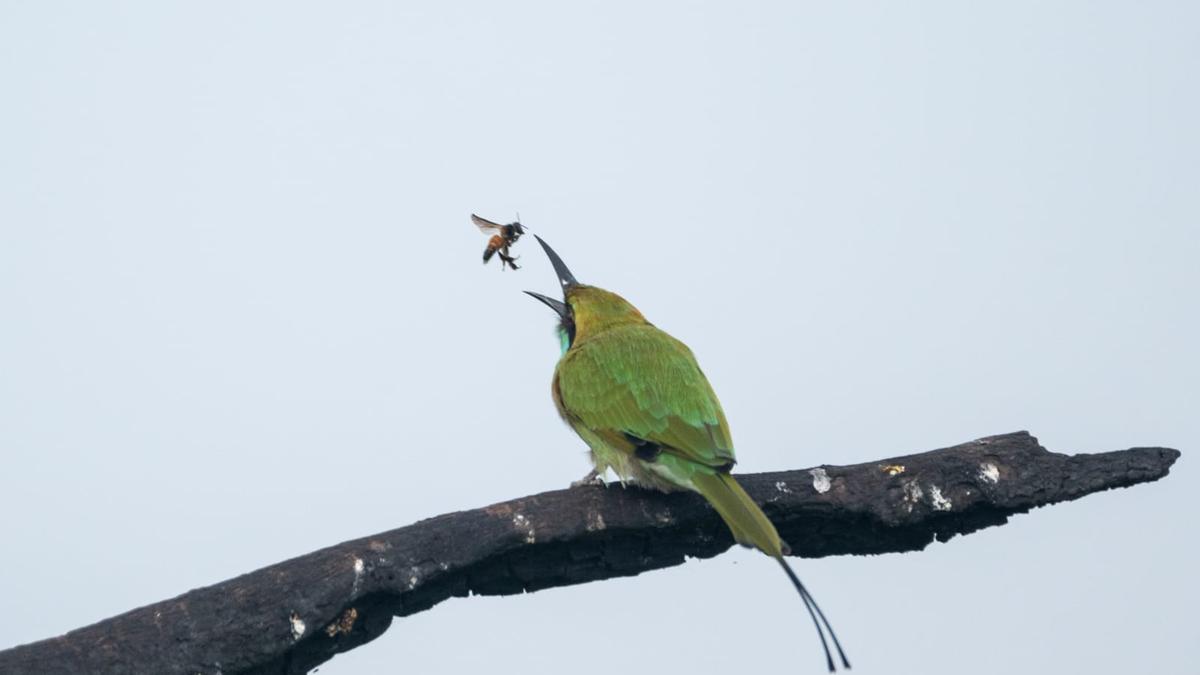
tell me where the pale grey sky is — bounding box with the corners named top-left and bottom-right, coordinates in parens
top-left (1, 2), bottom-right (1196, 673)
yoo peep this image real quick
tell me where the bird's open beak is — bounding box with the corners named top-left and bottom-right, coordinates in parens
top-left (524, 235), bottom-right (578, 320)
top-left (524, 291), bottom-right (569, 320)
top-left (533, 235), bottom-right (578, 291)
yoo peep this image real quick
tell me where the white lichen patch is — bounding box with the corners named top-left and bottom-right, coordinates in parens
top-left (775, 481), bottom-right (792, 494)
top-left (407, 566), bottom-right (421, 590)
top-left (586, 511), bottom-right (607, 531)
top-left (928, 485), bottom-right (952, 511)
top-left (902, 480), bottom-right (923, 512)
top-left (512, 513), bottom-right (536, 543)
top-left (350, 557), bottom-right (365, 596)
top-left (289, 612), bottom-right (306, 641)
top-left (978, 462), bottom-right (1000, 484)
top-left (809, 468), bottom-right (831, 494)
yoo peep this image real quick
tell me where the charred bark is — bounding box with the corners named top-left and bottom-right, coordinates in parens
top-left (0, 432), bottom-right (1179, 675)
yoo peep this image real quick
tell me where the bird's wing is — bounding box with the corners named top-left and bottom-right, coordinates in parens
top-left (556, 324), bottom-right (735, 469)
top-left (471, 214), bottom-right (504, 232)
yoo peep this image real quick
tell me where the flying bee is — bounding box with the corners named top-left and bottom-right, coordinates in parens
top-left (471, 213), bottom-right (527, 271)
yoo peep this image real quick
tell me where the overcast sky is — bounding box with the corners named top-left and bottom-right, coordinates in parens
top-left (1, 2), bottom-right (1197, 674)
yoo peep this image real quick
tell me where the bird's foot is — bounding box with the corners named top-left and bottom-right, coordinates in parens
top-left (570, 469), bottom-right (605, 488)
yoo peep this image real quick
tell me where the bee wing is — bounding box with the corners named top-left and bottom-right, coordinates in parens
top-left (471, 214), bottom-right (504, 232)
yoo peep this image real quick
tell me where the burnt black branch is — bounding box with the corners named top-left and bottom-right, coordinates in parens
top-left (0, 432), bottom-right (1179, 675)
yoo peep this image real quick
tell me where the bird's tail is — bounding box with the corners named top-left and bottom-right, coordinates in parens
top-left (691, 471), bottom-right (785, 555)
top-left (691, 471), bottom-right (851, 672)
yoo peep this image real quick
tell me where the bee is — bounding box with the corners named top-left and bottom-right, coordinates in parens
top-left (471, 213), bottom-right (527, 271)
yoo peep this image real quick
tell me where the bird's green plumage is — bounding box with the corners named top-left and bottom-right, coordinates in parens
top-left (557, 324), bottom-right (732, 466)
top-left (527, 246), bottom-right (849, 670)
top-left (549, 285), bottom-right (782, 555)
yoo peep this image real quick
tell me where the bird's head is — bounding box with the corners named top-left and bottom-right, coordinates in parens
top-left (525, 236), bottom-right (646, 353)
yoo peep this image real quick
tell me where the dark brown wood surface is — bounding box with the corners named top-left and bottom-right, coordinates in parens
top-left (0, 431), bottom-right (1179, 675)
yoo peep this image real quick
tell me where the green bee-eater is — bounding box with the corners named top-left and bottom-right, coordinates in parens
top-left (525, 236), bottom-right (850, 672)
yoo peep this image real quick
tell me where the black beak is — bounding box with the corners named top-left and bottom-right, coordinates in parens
top-left (533, 235), bottom-right (578, 292)
top-left (524, 291), bottom-right (569, 321)
top-left (524, 235), bottom-right (578, 320)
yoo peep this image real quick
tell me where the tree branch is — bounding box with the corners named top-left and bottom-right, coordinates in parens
top-left (0, 431), bottom-right (1179, 675)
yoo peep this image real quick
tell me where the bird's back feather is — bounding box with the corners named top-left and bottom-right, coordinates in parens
top-left (554, 323), bottom-right (735, 476)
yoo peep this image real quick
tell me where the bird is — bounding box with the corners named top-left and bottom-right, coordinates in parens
top-left (524, 235), bottom-right (850, 672)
